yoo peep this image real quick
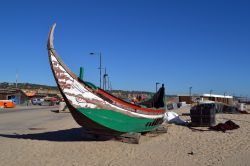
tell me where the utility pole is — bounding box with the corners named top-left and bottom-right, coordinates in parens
top-left (224, 92), bottom-right (227, 104)
top-left (109, 81), bottom-right (112, 91)
top-left (107, 76), bottom-right (110, 90)
top-left (15, 69), bottom-right (18, 88)
top-left (189, 86), bottom-right (192, 97)
top-left (189, 86), bottom-right (192, 104)
top-left (99, 52), bottom-right (102, 89)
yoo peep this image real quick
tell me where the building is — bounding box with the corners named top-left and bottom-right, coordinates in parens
top-left (178, 93), bottom-right (233, 105)
top-left (0, 88), bottom-right (29, 105)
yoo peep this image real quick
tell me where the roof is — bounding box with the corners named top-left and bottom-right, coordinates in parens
top-left (202, 94), bottom-right (233, 99)
top-left (178, 93), bottom-right (233, 99)
top-left (0, 88), bottom-right (20, 94)
top-left (25, 92), bottom-right (36, 97)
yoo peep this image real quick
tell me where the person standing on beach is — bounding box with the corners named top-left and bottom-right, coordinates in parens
top-left (27, 99), bottom-right (31, 106)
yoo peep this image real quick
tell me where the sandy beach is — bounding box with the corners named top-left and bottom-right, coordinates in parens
top-left (0, 105), bottom-right (249, 166)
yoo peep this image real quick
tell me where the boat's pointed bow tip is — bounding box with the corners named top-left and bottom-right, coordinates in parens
top-left (51, 23), bottom-right (57, 31)
top-left (47, 23), bottom-right (57, 50)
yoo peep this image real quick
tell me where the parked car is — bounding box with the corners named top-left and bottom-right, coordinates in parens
top-left (43, 97), bottom-right (60, 106)
top-left (32, 98), bottom-right (44, 105)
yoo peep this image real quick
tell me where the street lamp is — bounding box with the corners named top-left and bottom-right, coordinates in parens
top-left (156, 82), bottom-right (160, 93)
top-left (189, 86), bottom-right (192, 97)
top-left (90, 52), bottom-right (102, 88)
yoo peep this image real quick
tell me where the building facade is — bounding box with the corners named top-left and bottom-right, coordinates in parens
top-left (0, 88), bottom-right (29, 105)
top-left (178, 94), bottom-right (233, 105)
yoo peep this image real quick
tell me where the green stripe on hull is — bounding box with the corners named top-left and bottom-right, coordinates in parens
top-left (77, 108), bottom-right (163, 133)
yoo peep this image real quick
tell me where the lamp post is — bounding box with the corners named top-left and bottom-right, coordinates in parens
top-left (156, 82), bottom-right (160, 93)
top-left (189, 86), bottom-right (192, 97)
top-left (103, 68), bottom-right (108, 90)
top-left (224, 92), bottom-right (227, 103)
top-left (189, 87), bottom-right (192, 104)
top-left (16, 69), bottom-right (18, 88)
top-left (210, 90), bottom-right (213, 97)
top-left (90, 52), bottom-right (102, 88)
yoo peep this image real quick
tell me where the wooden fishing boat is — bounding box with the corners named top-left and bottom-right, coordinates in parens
top-left (47, 23), bottom-right (166, 135)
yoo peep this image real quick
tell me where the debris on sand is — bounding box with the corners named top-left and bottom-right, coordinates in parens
top-left (209, 120), bottom-right (239, 132)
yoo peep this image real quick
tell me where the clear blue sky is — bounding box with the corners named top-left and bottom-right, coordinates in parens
top-left (0, 0), bottom-right (249, 96)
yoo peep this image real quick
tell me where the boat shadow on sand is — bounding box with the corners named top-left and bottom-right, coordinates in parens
top-left (0, 128), bottom-right (115, 142)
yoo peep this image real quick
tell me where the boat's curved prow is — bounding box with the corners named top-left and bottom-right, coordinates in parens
top-left (47, 23), bottom-right (56, 50)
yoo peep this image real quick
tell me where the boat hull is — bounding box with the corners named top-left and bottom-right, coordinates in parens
top-left (59, 86), bottom-right (164, 133)
top-left (77, 107), bottom-right (164, 133)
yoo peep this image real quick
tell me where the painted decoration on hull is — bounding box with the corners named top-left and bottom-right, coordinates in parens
top-left (49, 52), bottom-right (164, 119)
